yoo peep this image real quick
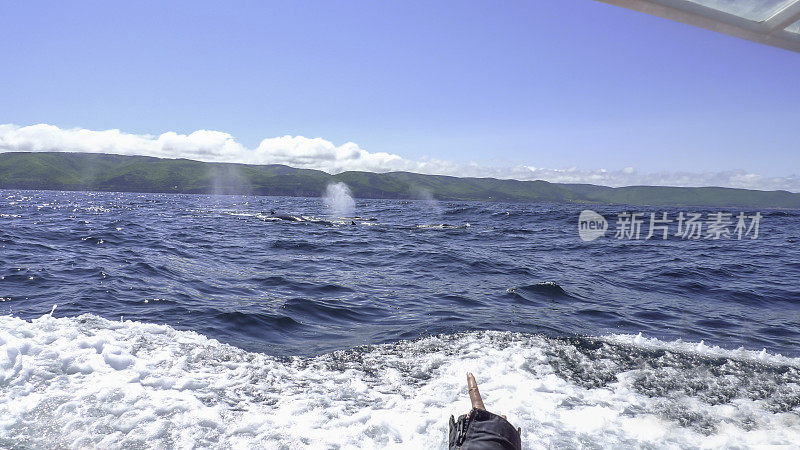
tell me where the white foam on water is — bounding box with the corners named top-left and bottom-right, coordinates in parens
top-left (1, 314), bottom-right (798, 449)
top-left (416, 223), bottom-right (471, 230)
top-left (603, 332), bottom-right (800, 368)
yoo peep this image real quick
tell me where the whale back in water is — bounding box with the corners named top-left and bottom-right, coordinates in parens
top-left (272, 214), bottom-right (302, 222)
top-left (262, 212), bottom-right (338, 226)
top-left (263, 211), bottom-right (303, 222)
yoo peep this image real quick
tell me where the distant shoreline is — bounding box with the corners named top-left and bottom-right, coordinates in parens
top-left (2, 151), bottom-right (799, 209)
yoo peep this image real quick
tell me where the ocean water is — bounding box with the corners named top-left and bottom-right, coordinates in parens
top-left (1, 190), bottom-right (799, 448)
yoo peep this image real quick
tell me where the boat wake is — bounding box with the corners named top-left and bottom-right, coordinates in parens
top-left (1, 313), bottom-right (798, 448)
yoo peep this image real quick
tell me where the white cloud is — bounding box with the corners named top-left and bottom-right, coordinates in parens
top-left (1, 123), bottom-right (799, 192)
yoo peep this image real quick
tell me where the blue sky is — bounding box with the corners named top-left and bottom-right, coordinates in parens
top-left (1, 0), bottom-right (799, 189)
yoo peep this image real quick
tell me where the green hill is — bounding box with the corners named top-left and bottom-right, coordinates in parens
top-left (1, 152), bottom-right (798, 208)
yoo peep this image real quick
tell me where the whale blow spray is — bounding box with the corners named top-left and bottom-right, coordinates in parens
top-left (413, 186), bottom-right (442, 216)
top-left (323, 182), bottom-right (355, 217)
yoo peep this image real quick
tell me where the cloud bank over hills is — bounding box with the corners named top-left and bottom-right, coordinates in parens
top-left (2, 123), bottom-right (797, 192)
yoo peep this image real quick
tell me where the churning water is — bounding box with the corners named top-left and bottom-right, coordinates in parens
top-left (1, 190), bottom-right (799, 448)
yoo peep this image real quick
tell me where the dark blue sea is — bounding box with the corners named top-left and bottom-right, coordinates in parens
top-left (1, 190), bottom-right (799, 448)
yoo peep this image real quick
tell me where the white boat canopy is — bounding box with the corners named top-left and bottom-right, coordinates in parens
top-left (597, 0), bottom-right (800, 52)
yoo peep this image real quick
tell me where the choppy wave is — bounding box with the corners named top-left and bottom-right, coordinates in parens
top-left (2, 313), bottom-right (798, 448)
top-left (507, 282), bottom-right (582, 304)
